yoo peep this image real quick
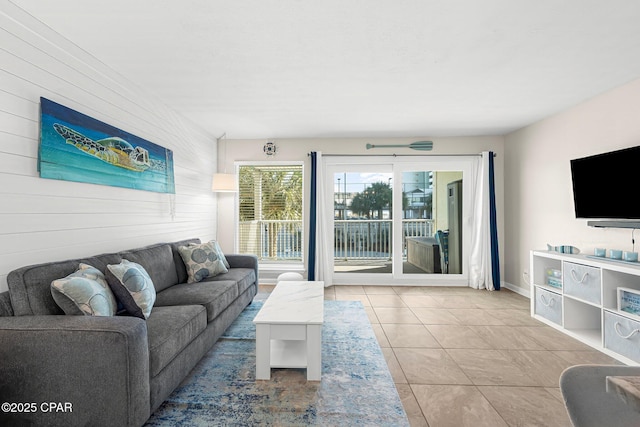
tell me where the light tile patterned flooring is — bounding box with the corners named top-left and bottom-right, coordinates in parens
top-left (260, 284), bottom-right (621, 427)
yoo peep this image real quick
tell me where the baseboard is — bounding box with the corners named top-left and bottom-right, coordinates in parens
top-left (262, 278), bottom-right (532, 296)
top-left (502, 281), bottom-right (530, 298)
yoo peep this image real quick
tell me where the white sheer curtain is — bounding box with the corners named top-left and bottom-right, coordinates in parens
top-left (313, 152), bottom-right (333, 287)
top-left (469, 151), bottom-right (495, 290)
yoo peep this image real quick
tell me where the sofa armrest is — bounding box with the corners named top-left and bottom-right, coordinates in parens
top-left (225, 254), bottom-right (259, 282)
top-left (0, 315), bottom-right (150, 427)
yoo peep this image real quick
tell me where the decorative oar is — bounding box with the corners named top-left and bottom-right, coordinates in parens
top-left (365, 141), bottom-right (433, 151)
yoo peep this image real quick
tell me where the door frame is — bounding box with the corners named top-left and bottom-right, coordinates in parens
top-left (324, 155), bottom-right (475, 286)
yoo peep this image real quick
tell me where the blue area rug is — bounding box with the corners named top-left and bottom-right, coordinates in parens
top-left (146, 300), bottom-right (409, 426)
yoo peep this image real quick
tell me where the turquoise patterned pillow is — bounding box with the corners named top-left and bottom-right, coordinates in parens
top-left (210, 240), bottom-right (230, 269)
top-left (106, 259), bottom-right (156, 319)
top-left (51, 263), bottom-right (117, 316)
top-left (178, 241), bottom-right (229, 283)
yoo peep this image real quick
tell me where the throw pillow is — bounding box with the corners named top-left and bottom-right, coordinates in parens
top-left (51, 263), bottom-right (117, 316)
top-left (106, 260), bottom-right (156, 319)
top-left (210, 240), bottom-right (230, 269)
top-left (178, 241), bottom-right (229, 283)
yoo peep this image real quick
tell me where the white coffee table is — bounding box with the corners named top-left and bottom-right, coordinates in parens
top-left (253, 281), bottom-right (324, 381)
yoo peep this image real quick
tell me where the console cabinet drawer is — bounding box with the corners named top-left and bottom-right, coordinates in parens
top-left (534, 286), bottom-right (562, 325)
top-left (563, 262), bottom-right (601, 304)
top-left (604, 311), bottom-right (640, 363)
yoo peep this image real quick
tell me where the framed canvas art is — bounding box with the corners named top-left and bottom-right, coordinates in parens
top-left (39, 97), bottom-right (175, 194)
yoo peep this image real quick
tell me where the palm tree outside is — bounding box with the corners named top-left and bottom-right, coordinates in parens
top-left (238, 165), bottom-right (303, 260)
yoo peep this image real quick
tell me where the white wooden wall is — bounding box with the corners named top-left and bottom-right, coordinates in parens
top-left (0, 4), bottom-right (218, 292)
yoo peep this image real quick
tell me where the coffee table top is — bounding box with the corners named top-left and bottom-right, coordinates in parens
top-left (253, 281), bottom-right (324, 325)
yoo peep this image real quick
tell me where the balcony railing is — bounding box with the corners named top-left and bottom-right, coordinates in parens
top-left (238, 220), bottom-right (304, 261)
top-left (238, 219), bottom-right (435, 261)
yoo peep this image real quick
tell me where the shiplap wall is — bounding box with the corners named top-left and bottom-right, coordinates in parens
top-left (0, 4), bottom-right (218, 292)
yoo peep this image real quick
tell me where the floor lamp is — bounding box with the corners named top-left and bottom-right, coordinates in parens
top-left (212, 133), bottom-right (237, 192)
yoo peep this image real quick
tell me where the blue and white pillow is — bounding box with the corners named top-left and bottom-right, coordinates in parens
top-left (106, 260), bottom-right (156, 319)
top-left (51, 263), bottom-right (117, 316)
top-left (178, 241), bottom-right (228, 283)
top-left (210, 240), bottom-right (230, 269)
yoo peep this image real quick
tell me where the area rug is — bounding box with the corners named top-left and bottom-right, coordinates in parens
top-left (146, 300), bottom-right (409, 426)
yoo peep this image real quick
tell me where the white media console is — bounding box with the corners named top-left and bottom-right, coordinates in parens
top-left (531, 250), bottom-right (640, 365)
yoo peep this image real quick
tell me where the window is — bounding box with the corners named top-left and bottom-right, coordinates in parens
top-left (237, 164), bottom-right (304, 263)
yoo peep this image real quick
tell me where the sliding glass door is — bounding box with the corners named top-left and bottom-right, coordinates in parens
top-left (326, 156), bottom-right (474, 286)
top-left (329, 164), bottom-right (393, 277)
top-left (392, 159), bottom-right (471, 283)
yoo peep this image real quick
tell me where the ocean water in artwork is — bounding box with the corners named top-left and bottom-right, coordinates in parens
top-left (39, 98), bottom-right (175, 194)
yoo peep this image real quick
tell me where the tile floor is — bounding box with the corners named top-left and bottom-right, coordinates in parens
top-left (261, 284), bottom-right (622, 427)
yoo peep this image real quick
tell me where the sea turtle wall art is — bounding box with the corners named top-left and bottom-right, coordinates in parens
top-left (39, 97), bottom-right (175, 194)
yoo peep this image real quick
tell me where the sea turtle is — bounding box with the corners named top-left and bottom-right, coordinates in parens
top-left (53, 123), bottom-right (150, 172)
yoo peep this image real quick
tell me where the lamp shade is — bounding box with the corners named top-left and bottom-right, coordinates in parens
top-left (211, 173), bottom-right (237, 192)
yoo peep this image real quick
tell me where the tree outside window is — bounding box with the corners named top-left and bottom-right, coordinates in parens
top-left (238, 165), bottom-right (303, 261)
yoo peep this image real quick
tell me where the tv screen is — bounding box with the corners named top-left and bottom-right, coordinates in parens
top-left (570, 145), bottom-right (640, 219)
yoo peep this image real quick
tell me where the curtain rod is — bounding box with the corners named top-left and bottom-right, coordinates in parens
top-left (307, 153), bottom-right (496, 157)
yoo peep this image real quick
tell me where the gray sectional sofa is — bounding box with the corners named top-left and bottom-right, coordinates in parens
top-left (0, 238), bottom-right (258, 427)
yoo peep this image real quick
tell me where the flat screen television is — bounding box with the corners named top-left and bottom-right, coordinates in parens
top-left (570, 145), bottom-right (640, 219)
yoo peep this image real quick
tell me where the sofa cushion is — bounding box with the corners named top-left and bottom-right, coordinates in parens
top-left (154, 280), bottom-right (238, 323)
top-left (145, 305), bottom-right (207, 377)
top-left (177, 241), bottom-right (228, 283)
top-left (119, 244), bottom-right (178, 293)
top-left (206, 268), bottom-right (257, 296)
top-left (106, 260), bottom-right (156, 319)
top-left (51, 263), bottom-right (117, 316)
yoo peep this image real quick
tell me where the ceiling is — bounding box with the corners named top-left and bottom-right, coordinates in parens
top-left (11, 0), bottom-right (640, 139)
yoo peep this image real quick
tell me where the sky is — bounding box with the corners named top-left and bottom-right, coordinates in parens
top-left (333, 172), bottom-right (392, 193)
top-left (333, 171), bottom-right (432, 193)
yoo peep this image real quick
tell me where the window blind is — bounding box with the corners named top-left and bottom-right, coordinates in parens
top-left (237, 165), bottom-right (303, 261)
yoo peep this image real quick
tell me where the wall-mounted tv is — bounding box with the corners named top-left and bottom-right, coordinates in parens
top-left (570, 145), bottom-right (640, 219)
